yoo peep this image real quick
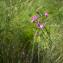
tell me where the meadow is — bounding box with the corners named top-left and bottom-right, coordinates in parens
top-left (0, 0), bottom-right (63, 63)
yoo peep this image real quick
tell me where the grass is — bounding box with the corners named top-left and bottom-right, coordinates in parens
top-left (0, 0), bottom-right (63, 63)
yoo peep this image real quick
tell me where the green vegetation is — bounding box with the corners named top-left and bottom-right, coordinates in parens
top-left (0, 0), bottom-right (63, 63)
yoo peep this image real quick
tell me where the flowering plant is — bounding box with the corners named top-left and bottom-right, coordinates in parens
top-left (31, 9), bottom-right (52, 63)
top-left (31, 10), bottom-right (52, 49)
top-left (31, 12), bottom-right (48, 30)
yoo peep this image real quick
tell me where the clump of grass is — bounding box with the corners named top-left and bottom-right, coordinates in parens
top-left (0, 0), bottom-right (63, 63)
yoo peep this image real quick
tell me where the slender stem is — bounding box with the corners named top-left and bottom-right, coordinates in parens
top-left (45, 26), bottom-right (52, 63)
top-left (38, 43), bottom-right (40, 63)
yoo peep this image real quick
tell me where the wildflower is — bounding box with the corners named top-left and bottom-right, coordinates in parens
top-left (37, 22), bottom-right (44, 30)
top-left (40, 24), bottom-right (44, 29)
top-left (45, 12), bottom-right (48, 17)
top-left (32, 15), bottom-right (38, 22)
top-left (37, 21), bottom-right (40, 28)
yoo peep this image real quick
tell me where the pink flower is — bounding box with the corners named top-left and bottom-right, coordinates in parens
top-left (45, 12), bottom-right (48, 17)
top-left (36, 22), bottom-right (44, 30)
top-left (32, 15), bottom-right (38, 22)
top-left (39, 24), bottom-right (44, 29)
